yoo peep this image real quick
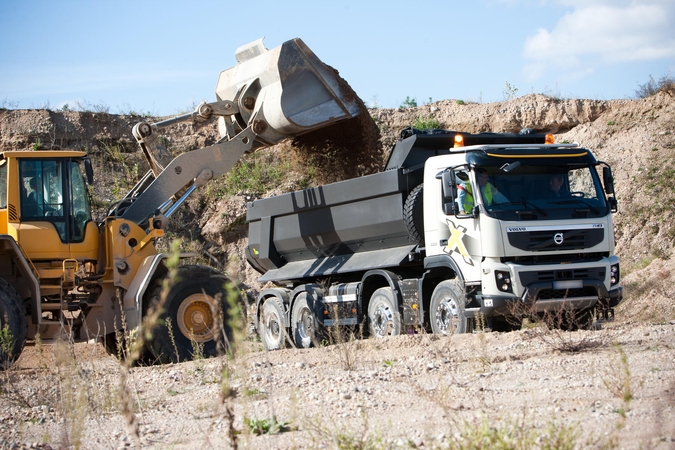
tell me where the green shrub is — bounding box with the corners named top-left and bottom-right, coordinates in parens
top-left (635, 74), bottom-right (675, 98)
top-left (400, 96), bottom-right (417, 108)
top-left (219, 153), bottom-right (291, 196)
top-left (412, 116), bottom-right (441, 130)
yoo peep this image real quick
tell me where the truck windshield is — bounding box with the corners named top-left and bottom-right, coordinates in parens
top-left (456, 165), bottom-right (609, 220)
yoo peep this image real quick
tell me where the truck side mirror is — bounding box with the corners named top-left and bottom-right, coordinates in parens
top-left (607, 196), bottom-right (618, 213)
top-left (602, 166), bottom-right (614, 195)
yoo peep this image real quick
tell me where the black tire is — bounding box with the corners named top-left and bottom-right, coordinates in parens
top-left (554, 308), bottom-right (596, 331)
top-left (575, 308), bottom-right (597, 330)
top-left (429, 279), bottom-right (468, 335)
top-left (102, 331), bottom-right (124, 359)
top-left (291, 293), bottom-right (323, 348)
top-left (368, 287), bottom-right (401, 338)
top-left (260, 297), bottom-right (286, 350)
top-left (404, 184), bottom-right (425, 246)
top-left (0, 278), bottom-right (28, 369)
top-left (147, 265), bottom-right (235, 364)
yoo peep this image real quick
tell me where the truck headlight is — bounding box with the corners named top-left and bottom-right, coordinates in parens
top-left (495, 270), bottom-right (512, 293)
top-left (610, 264), bottom-right (620, 286)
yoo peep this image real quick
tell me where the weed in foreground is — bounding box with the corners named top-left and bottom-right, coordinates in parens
top-left (506, 299), bottom-right (609, 353)
top-left (216, 255), bottom-right (254, 450)
top-left (54, 337), bottom-right (88, 449)
top-left (602, 342), bottom-right (634, 423)
top-left (325, 307), bottom-right (365, 372)
top-left (305, 410), bottom-right (384, 450)
top-left (165, 317), bottom-right (180, 364)
top-left (0, 323), bottom-right (15, 371)
top-left (244, 416), bottom-right (291, 435)
top-left (446, 413), bottom-right (580, 450)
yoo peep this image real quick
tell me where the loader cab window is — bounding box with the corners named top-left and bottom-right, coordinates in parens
top-left (19, 159), bottom-right (92, 243)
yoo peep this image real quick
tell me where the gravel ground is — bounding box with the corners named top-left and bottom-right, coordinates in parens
top-left (1, 320), bottom-right (674, 449)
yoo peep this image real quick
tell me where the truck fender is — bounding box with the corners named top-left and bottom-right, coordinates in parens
top-left (289, 283), bottom-right (324, 320)
top-left (423, 255), bottom-right (465, 283)
top-left (361, 269), bottom-right (404, 315)
top-left (0, 235), bottom-right (40, 323)
top-left (256, 287), bottom-right (291, 328)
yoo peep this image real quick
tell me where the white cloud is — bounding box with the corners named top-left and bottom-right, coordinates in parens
top-left (522, 1), bottom-right (675, 81)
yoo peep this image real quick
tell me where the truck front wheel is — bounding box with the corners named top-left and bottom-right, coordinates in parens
top-left (430, 280), bottom-right (468, 335)
top-left (261, 297), bottom-right (286, 350)
top-left (368, 287), bottom-right (401, 337)
top-left (148, 265), bottom-right (234, 364)
top-left (0, 278), bottom-right (27, 369)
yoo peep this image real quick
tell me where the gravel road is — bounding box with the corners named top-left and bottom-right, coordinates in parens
top-left (1, 321), bottom-right (673, 449)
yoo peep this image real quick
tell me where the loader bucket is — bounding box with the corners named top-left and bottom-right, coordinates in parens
top-left (215, 38), bottom-right (361, 145)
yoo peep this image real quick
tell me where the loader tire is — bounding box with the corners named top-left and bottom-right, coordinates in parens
top-left (404, 184), bottom-right (425, 246)
top-left (147, 265), bottom-right (238, 364)
top-left (102, 331), bottom-right (125, 360)
top-left (0, 278), bottom-right (27, 369)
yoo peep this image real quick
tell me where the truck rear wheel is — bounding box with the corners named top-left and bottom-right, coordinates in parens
top-left (368, 287), bottom-right (401, 337)
top-left (430, 279), bottom-right (468, 335)
top-left (261, 297), bottom-right (286, 350)
top-left (291, 293), bottom-right (322, 348)
top-left (147, 265), bottom-right (234, 364)
top-left (0, 278), bottom-right (27, 368)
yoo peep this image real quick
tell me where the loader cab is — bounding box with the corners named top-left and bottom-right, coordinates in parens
top-left (1, 151), bottom-right (98, 262)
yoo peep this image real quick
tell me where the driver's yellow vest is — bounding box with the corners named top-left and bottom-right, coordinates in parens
top-left (460, 183), bottom-right (493, 213)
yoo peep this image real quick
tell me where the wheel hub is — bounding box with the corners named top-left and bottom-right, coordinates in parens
top-left (177, 293), bottom-right (217, 343)
top-left (266, 314), bottom-right (281, 340)
top-left (372, 304), bottom-right (394, 336)
top-left (436, 298), bottom-right (458, 333)
top-left (298, 307), bottom-right (313, 339)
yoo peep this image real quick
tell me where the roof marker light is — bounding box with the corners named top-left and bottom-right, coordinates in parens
top-left (454, 135), bottom-right (464, 148)
top-left (545, 134), bottom-right (555, 144)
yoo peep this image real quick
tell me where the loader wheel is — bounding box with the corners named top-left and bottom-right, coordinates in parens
top-left (430, 279), bottom-right (468, 335)
top-left (291, 293), bottom-right (323, 348)
top-left (102, 331), bottom-right (126, 360)
top-left (368, 287), bottom-right (401, 338)
top-left (0, 278), bottom-right (28, 369)
top-left (404, 184), bottom-right (425, 246)
top-left (260, 297), bottom-right (286, 351)
top-left (147, 265), bottom-right (237, 364)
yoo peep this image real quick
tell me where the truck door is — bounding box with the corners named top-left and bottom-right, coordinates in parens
top-left (428, 165), bottom-right (482, 281)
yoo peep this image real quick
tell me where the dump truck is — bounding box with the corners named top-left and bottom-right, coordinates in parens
top-left (247, 128), bottom-right (623, 349)
top-left (0, 38), bottom-right (360, 365)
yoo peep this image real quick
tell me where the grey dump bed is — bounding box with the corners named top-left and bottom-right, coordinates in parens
top-left (245, 168), bottom-right (421, 283)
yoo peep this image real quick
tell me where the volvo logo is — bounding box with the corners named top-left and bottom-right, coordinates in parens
top-left (553, 232), bottom-right (564, 245)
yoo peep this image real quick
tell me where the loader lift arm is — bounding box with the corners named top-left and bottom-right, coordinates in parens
top-left (122, 37), bottom-right (360, 226)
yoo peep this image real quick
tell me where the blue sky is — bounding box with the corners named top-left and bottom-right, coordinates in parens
top-left (1, 0), bottom-right (674, 116)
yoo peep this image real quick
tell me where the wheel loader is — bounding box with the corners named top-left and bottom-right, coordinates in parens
top-left (0, 38), bottom-right (360, 366)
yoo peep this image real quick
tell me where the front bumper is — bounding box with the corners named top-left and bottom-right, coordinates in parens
top-left (467, 278), bottom-right (622, 318)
